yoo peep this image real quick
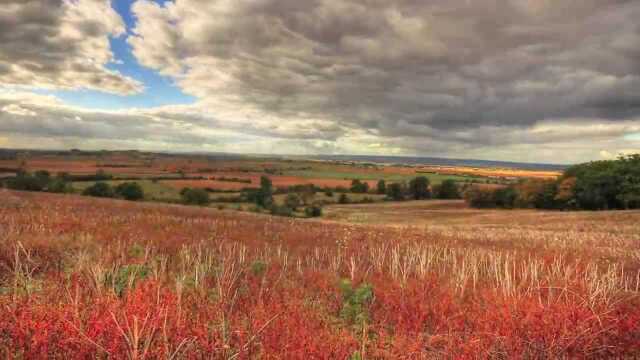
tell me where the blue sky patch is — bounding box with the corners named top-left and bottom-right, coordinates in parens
top-left (47, 0), bottom-right (195, 110)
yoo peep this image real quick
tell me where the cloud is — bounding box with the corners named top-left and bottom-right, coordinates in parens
top-left (0, 0), bottom-right (142, 94)
top-left (122, 0), bottom-right (640, 161)
top-left (3, 0), bottom-right (640, 163)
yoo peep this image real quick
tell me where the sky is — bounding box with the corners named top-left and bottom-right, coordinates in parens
top-left (1, 0), bottom-right (640, 164)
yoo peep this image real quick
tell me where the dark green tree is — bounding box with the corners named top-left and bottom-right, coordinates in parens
top-left (115, 182), bottom-right (145, 201)
top-left (437, 179), bottom-right (460, 199)
top-left (82, 182), bottom-right (115, 198)
top-left (386, 182), bottom-right (404, 201)
top-left (180, 188), bottom-right (210, 206)
top-left (376, 180), bottom-right (386, 194)
top-left (408, 176), bottom-right (431, 200)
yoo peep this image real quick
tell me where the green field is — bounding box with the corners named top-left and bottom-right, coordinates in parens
top-left (72, 180), bottom-right (181, 201)
top-left (283, 169), bottom-right (481, 184)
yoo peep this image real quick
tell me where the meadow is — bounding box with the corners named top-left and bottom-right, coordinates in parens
top-left (1, 190), bottom-right (639, 358)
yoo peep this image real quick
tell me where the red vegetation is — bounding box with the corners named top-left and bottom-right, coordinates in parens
top-left (1, 190), bottom-right (639, 358)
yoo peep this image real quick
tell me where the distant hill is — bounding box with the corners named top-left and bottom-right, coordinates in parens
top-left (307, 155), bottom-right (569, 171)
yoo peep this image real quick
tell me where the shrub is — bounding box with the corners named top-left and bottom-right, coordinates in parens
top-left (180, 188), bottom-right (210, 206)
top-left (339, 279), bottom-right (373, 326)
top-left (437, 179), bottom-right (460, 199)
top-left (339, 193), bottom-right (349, 204)
top-left (386, 182), bottom-right (405, 201)
top-left (350, 179), bottom-right (369, 193)
top-left (270, 204), bottom-right (293, 217)
top-left (82, 182), bottom-right (115, 198)
top-left (304, 205), bottom-right (323, 217)
top-left (284, 193), bottom-right (302, 210)
top-left (464, 188), bottom-right (497, 208)
top-left (376, 180), bottom-right (387, 194)
top-left (114, 182), bottom-right (144, 201)
top-left (408, 176), bottom-right (431, 200)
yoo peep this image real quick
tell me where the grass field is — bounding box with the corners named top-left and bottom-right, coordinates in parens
top-left (72, 180), bottom-right (182, 201)
top-left (1, 190), bottom-right (639, 358)
top-left (284, 169), bottom-right (478, 184)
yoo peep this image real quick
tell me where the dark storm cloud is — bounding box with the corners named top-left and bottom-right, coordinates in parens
top-left (130, 0), bottom-right (640, 144)
top-left (0, 0), bottom-right (141, 94)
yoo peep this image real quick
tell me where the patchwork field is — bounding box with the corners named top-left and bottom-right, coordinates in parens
top-left (1, 190), bottom-right (639, 358)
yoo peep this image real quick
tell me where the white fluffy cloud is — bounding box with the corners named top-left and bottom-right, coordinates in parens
top-left (0, 0), bottom-right (141, 94)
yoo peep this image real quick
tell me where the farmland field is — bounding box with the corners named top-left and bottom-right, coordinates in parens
top-left (1, 190), bottom-right (639, 358)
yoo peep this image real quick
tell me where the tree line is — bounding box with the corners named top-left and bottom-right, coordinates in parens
top-left (465, 154), bottom-right (640, 210)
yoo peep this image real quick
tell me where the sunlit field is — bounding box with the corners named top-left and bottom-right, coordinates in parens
top-left (1, 190), bottom-right (639, 358)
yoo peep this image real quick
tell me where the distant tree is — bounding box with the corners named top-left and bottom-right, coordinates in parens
top-left (47, 177), bottom-right (72, 193)
top-left (298, 184), bottom-right (316, 205)
top-left (305, 205), bottom-right (323, 217)
top-left (255, 176), bottom-right (273, 208)
top-left (376, 180), bottom-right (386, 195)
top-left (408, 176), bottom-right (431, 200)
top-left (115, 182), bottom-right (145, 201)
top-left (493, 187), bottom-right (517, 208)
top-left (270, 204), bottom-right (293, 217)
top-left (284, 193), bottom-right (302, 210)
top-left (350, 179), bottom-right (369, 193)
top-left (82, 182), bottom-right (115, 198)
top-left (386, 182), bottom-right (404, 201)
top-left (34, 170), bottom-right (51, 189)
top-left (180, 188), bottom-right (210, 206)
top-left (95, 170), bottom-right (112, 181)
top-left (7, 172), bottom-right (44, 191)
top-left (437, 179), bottom-right (460, 199)
top-left (338, 193), bottom-right (349, 204)
top-left (464, 187), bottom-right (496, 208)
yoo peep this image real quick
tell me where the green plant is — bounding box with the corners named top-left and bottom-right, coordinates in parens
top-left (115, 182), bottom-right (145, 201)
top-left (107, 264), bottom-right (150, 297)
top-left (180, 188), bottom-right (210, 206)
top-left (82, 182), bottom-right (115, 198)
top-left (339, 279), bottom-right (373, 326)
top-left (304, 205), bottom-right (322, 217)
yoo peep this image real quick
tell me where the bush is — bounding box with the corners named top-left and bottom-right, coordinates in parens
top-left (338, 193), bottom-right (349, 204)
top-left (180, 188), bottom-right (210, 206)
top-left (437, 179), bottom-right (460, 199)
top-left (304, 205), bottom-right (323, 217)
top-left (386, 182), bottom-right (405, 201)
top-left (270, 204), bottom-right (293, 217)
top-left (284, 193), bottom-right (302, 210)
top-left (376, 180), bottom-right (386, 194)
top-left (82, 182), bottom-right (115, 198)
top-left (408, 176), bottom-right (431, 200)
top-left (464, 188), bottom-right (497, 208)
top-left (115, 182), bottom-right (144, 201)
top-left (350, 179), bottom-right (369, 193)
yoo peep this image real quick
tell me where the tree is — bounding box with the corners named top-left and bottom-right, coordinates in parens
top-left (338, 193), bottom-right (349, 204)
top-left (350, 179), bottom-right (369, 193)
top-left (376, 180), bottom-right (386, 195)
top-left (386, 182), bottom-right (404, 201)
top-left (115, 182), bottom-right (145, 201)
top-left (408, 176), bottom-right (430, 200)
top-left (7, 172), bottom-right (44, 191)
top-left (254, 176), bottom-right (274, 208)
top-left (180, 188), bottom-right (210, 206)
top-left (284, 193), bottom-right (302, 210)
top-left (82, 182), bottom-right (115, 198)
top-left (437, 179), bottom-right (460, 199)
top-left (305, 205), bottom-right (323, 217)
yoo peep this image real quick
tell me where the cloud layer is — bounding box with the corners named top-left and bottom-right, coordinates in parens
top-left (0, 0), bottom-right (141, 94)
top-left (2, 0), bottom-right (640, 163)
